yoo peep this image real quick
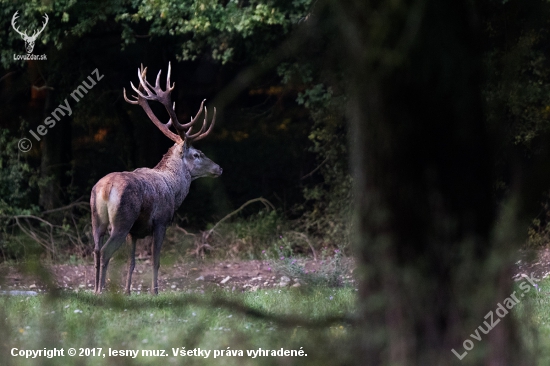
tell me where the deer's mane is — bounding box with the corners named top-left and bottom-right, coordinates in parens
top-left (153, 144), bottom-right (181, 171)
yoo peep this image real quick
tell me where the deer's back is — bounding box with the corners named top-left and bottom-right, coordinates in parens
top-left (91, 168), bottom-right (188, 238)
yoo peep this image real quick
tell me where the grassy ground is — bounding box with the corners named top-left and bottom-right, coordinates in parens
top-left (0, 286), bottom-right (356, 366)
top-left (5, 261), bottom-right (550, 365)
top-left (518, 276), bottom-right (550, 365)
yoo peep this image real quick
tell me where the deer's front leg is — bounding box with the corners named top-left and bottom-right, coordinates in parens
top-left (125, 235), bottom-right (137, 295)
top-left (151, 226), bottom-right (166, 295)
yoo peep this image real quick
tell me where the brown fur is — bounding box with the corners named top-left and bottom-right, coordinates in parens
top-left (94, 64), bottom-right (221, 295)
top-left (91, 143), bottom-right (222, 294)
top-left (101, 180), bottom-right (113, 201)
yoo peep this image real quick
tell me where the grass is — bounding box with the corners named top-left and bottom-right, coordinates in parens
top-left (0, 286), bottom-right (356, 366)
top-left (516, 276), bottom-right (550, 365)
top-left (8, 257), bottom-right (550, 364)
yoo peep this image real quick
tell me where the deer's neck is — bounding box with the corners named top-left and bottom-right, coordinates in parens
top-left (153, 144), bottom-right (191, 207)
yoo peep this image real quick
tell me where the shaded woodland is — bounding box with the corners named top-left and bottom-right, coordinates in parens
top-left (2, 0), bottom-right (550, 364)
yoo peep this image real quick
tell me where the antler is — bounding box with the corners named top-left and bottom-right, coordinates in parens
top-left (123, 62), bottom-right (216, 146)
top-left (11, 11), bottom-right (28, 39)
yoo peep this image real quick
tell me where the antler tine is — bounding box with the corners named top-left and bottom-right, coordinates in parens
top-left (155, 69), bottom-right (162, 90)
top-left (139, 65), bottom-right (155, 91)
top-left (135, 68), bottom-right (157, 100)
top-left (178, 99), bottom-right (205, 129)
top-left (185, 107), bottom-right (216, 143)
top-left (130, 80), bottom-right (151, 101)
top-left (125, 67), bottom-right (149, 101)
top-left (125, 65), bottom-right (167, 104)
top-left (123, 88), bottom-right (138, 105)
top-left (124, 67), bottom-right (146, 104)
top-left (167, 62), bottom-right (175, 91)
top-left (124, 64), bottom-right (182, 144)
top-left (166, 102), bottom-right (176, 128)
top-left (185, 108), bottom-right (208, 139)
top-left (124, 63), bottom-right (216, 145)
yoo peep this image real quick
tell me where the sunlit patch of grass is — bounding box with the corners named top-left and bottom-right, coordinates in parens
top-left (0, 287), bottom-right (357, 365)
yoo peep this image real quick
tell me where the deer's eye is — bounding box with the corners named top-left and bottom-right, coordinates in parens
top-left (193, 153), bottom-right (200, 159)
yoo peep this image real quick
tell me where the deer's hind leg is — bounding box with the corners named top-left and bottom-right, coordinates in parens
top-left (125, 235), bottom-right (137, 295)
top-left (98, 228), bottom-right (130, 293)
top-left (92, 228), bottom-right (106, 294)
top-left (91, 206), bottom-right (108, 294)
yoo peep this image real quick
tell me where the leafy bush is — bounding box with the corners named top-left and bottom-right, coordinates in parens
top-left (168, 209), bottom-right (287, 260)
top-left (0, 128), bottom-right (91, 261)
top-left (0, 128), bottom-right (42, 260)
top-left (526, 201), bottom-right (550, 248)
top-left (268, 248), bottom-right (352, 288)
top-left (296, 86), bottom-right (352, 249)
top-left (0, 128), bottom-right (39, 216)
top-left (278, 59), bottom-right (352, 250)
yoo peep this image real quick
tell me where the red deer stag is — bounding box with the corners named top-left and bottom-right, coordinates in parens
top-left (91, 63), bottom-right (222, 294)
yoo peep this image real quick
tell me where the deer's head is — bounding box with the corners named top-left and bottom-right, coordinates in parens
top-left (183, 145), bottom-right (222, 180)
top-left (12, 11), bottom-right (48, 54)
top-left (123, 63), bottom-right (222, 180)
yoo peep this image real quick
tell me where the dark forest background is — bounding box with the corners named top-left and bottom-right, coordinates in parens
top-left (3, 0), bottom-right (550, 363)
top-left (0, 0), bottom-right (351, 261)
top-left (0, 0), bottom-right (338, 224)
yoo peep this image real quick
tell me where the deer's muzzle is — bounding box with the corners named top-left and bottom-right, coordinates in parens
top-left (212, 166), bottom-right (223, 177)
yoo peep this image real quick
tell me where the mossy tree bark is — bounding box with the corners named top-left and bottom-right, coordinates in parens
top-left (334, 1), bottom-right (530, 364)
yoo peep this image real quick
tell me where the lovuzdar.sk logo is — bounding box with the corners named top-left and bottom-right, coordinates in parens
top-left (11, 10), bottom-right (48, 61)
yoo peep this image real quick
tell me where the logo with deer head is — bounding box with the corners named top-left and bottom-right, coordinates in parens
top-left (11, 11), bottom-right (48, 54)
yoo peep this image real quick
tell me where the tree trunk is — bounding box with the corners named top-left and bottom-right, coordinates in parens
top-left (335, 1), bottom-right (529, 364)
top-left (26, 60), bottom-right (70, 211)
top-left (38, 88), bottom-right (72, 210)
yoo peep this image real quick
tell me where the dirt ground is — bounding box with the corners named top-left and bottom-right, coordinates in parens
top-left (514, 249), bottom-right (550, 281)
top-left (0, 257), bottom-right (354, 294)
top-left (1, 248), bottom-right (547, 294)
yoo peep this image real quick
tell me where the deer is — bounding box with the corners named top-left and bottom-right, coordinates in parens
top-left (11, 11), bottom-right (48, 54)
top-left (90, 63), bottom-right (222, 294)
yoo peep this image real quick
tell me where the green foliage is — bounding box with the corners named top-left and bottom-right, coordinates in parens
top-left (205, 210), bottom-right (286, 259)
top-left (0, 234), bottom-right (42, 263)
top-left (296, 85), bottom-right (351, 246)
top-left (0, 0), bottom-right (129, 67)
top-left (296, 83), bottom-right (332, 109)
top-left (0, 288), bottom-right (356, 365)
top-left (277, 53), bottom-right (351, 246)
top-left (483, 2), bottom-right (550, 246)
top-left (514, 277), bottom-right (550, 363)
top-left (526, 199), bottom-right (550, 248)
top-left (0, 128), bottom-right (39, 216)
top-left (0, 0), bottom-right (346, 260)
top-left (0, 0), bottom-right (312, 68)
top-left (485, 31), bottom-right (550, 148)
top-left (268, 249), bottom-right (352, 288)
top-left (0, 127), bottom-right (89, 261)
top-left (0, 128), bottom-right (42, 260)
top-left (119, 0), bottom-right (312, 63)
top-left (258, 235), bottom-right (302, 261)
top-left (527, 218), bottom-right (549, 248)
